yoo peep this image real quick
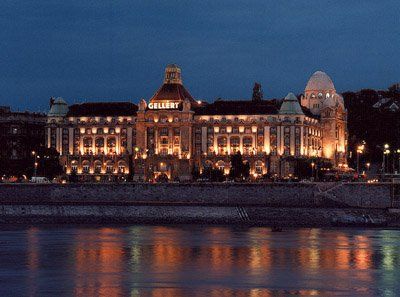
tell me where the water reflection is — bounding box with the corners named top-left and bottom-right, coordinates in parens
top-left (0, 226), bottom-right (399, 296)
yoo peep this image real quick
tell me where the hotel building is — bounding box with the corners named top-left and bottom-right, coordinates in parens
top-left (46, 64), bottom-right (347, 181)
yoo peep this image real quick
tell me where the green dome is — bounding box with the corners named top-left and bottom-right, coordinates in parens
top-left (279, 93), bottom-right (304, 115)
top-left (48, 97), bottom-right (68, 117)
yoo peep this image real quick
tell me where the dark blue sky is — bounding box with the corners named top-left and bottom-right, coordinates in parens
top-left (1, 0), bottom-right (399, 112)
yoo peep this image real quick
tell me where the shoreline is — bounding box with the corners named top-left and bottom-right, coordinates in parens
top-left (1, 204), bottom-right (398, 228)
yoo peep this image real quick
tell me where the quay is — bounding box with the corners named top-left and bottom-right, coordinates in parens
top-left (0, 182), bottom-right (399, 227)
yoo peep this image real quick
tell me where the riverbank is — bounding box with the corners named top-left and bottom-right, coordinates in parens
top-left (1, 202), bottom-right (399, 228)
top-left (0, 182), bottom-right (398, 227)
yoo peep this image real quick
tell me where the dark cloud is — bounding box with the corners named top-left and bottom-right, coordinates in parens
top-left (0, 0), bottom-right (399, 111)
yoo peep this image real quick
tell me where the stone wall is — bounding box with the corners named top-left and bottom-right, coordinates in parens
top-left (0, 182), bottom-right (393, 208)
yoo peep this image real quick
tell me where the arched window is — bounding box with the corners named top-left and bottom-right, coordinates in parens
top-left (83, 137), bottom-right (92, 154)
top-left (216, 160), bottom-right (225, 171)
top-left (107, 137), bottom-right (116, 154)
top-left (71, 160), bottom-right (78, 172)
top-left (118, 161), bottom-right (127, 173)
top-left (243, 137), bottom-right (253, 155)
top-left (94, 161), bottom-right (102, 173)
top-left (217, 136), bottom-right (227, 155)
top-left (230, 136), bottom-right (240, 153)
top-left (255, 160), bottom-right (263, 174)
top-left (95, 137), bottom-right (104, 154)
top-left (106, 161), bottom-right (114, 173)
top-left (82, 160), bottom-right (90, 173)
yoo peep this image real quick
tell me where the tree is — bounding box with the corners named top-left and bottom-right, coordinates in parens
top-left (229, 152), bottom-right (244, 179)
top-left (252, 82), bottom-right (263, 101)
top-left (243, 162), bottom-right (250, 179)
top-left (35, 147), bottom-right (64, 179)
top-left (229, 152), bottom-right (250, 181)
top-left (191, 165), bottom-right (200, 181)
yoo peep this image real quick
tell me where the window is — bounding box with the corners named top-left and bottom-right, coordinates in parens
top-left (217, 136), bottom-right (227, 155)
top-left (106, 163), bottom-right (114, 173)
top-left (118, 163), bottom-right (126, 173)
top-left (82, 164), bottom-right (90, 173)
top-left (94, 163), bottom-right (102, 173)
top-left (255, 161), bottom-right (263, 174)
top-left (216, 161), bottom-right (225, 172)
top-left (243, 137), bottom-right (253, 155)
top-left (230, 137), bottom-right (240, 153)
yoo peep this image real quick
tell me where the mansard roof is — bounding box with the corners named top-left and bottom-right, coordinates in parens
top-left (67, 102), bottom-right (138, 117)
top-left (194, 99), bottom-right (279, 115)
top-left (149, 83), bottom-right (196, 104)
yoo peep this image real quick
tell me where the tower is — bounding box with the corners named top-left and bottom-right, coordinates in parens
top-left (302, 71), bottom-right (336, 116)
top-left (163, 64), bottom-right (182, 85)
top-left (302, 71), bottom-right (348, 166)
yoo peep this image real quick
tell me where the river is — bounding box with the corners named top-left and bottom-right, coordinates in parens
top-left (0, 225), bottom-right (399, 296)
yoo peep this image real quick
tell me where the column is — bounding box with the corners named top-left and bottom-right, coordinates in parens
top-left (127, 127), bottom-right (133, 154)
top-left (300, 126), bottom-right (304, 155)
top-left (277, 126), bottom-right (281, 155)
top-left (264, 126), bottom-right (270, 154)
top-left (201, 126), bottom-right (207, 154)
top-left (69, 127), bottom-right (74, 155)
top-left (290, 126), bottom-right (295, 156)
top-left (56, 127), bottom-right (61, 153)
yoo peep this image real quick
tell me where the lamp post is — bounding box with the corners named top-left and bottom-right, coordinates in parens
top-left (31, 151), bottom-right (38, 178)
top-left (383, 144), bottom-right (390, 175)
top-left (311, 162), bottom-right (315, 181)
top-left (356, 144), bottom-right (365, 175)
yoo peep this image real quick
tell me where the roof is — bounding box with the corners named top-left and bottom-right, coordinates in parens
top-left (279, 93), bottom-right (304, 115)
top-left (67, 102), bottom-right (138, 117)
top-left (48, 97), bottom-right (68, 117)
top-left (194, 99), bottom-right (279, 115)
top-left (305, 71), bottom-right (335, 92)
top-left (149, 83), bottom-right (196, 104)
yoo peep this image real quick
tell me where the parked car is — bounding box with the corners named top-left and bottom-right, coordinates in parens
top-left (30, 177), bottom-right (51, 183)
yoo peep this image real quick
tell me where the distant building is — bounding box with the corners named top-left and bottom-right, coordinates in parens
top-left (46, 65), bottom-right (348, 181)
top-left (0, 106), bottom-right (46, 175)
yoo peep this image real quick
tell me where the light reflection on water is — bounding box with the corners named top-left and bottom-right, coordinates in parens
top-left (0, 226), bottom-right (399, 296)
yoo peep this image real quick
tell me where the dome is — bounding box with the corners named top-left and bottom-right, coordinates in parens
top-left (305, 71), bottom-right (335, 92)
top-left (279, 92), bottom-right (304, 115)
top-left (48, 97), bottom-right (68, 117)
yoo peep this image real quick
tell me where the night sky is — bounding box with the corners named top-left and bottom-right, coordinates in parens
top-left (1, 0), bottom-right (399, 112)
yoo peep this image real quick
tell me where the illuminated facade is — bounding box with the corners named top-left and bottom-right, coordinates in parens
top-left (46, 64), bottom-right (347, 181)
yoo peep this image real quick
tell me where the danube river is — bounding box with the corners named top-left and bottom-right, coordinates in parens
top-left (0, 226), bottom-right (399, 296)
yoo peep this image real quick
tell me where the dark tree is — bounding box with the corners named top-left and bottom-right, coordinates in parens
top-left (229, 152), bottom-right (244, 179)
top-left (34, 146), bottom-right (64, 179)
top-left (252, 82), bottom-right (263, 101)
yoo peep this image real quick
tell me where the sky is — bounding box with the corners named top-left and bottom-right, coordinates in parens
top-left (1, 0), bottom-right (399, 112)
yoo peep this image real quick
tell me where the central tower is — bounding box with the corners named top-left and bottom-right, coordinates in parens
top-left (164, 64), bottom-right (182, 84)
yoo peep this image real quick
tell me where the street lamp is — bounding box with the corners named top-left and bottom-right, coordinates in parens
top-left (356, 144), bottom-right (365, 175)
top-left (383, 144), bottom-right (390, 174)
top-left (31, 151), bottom-right (38, 178)
top-left (311, 162), bottom-right (315, 181)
